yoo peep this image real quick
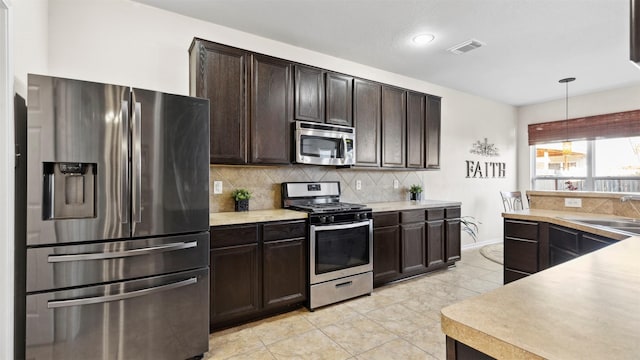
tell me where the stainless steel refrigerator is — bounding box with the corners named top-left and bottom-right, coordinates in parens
top-left (22, 74), bottom-right (210, 360)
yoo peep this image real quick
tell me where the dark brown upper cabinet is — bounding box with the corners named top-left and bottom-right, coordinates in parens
top-left (189, 39), bottom-right (292, 165)
top-left (426, 96), bottom-right (442, 169)
top-left (294, 65), bottom-right (324, 123)
top-left (250, 54), bottom-right (293, 164)
top-left (189, 39), bottom-right (248, 164)
top-left (381, 85), bottom-right (406, 168)
top-left (325, 72), bottom-right (353, 126)
top-left (353, 78), bottom-right (381, 167)
top-left (406, 91), bottom-right (426, 168)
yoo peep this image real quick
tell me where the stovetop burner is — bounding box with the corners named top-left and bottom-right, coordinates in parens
top-left (281, 182), bottom-right (371, 224)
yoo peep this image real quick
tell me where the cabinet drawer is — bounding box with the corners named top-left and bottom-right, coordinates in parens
top-left (580, 233), bottom-right (616, 254)
top-left (549, 225), bottom-right (579, 253)
top-left (210, 224), bottom-right (258, 248)
top-left (425, 208), bottom-right (444, 221)
top-left (400, 210), bottom-right (425, 224)
top-left (373, 212), bottom-right (399, 228)
top-left (550, 246), bottom-right (578, 266)
top-left (445, 207), bottom-right (461, 219)
top-left (504, 220), bottom-right (538, 240)
top-left (263, 221), bottom-right (307, 242)
top-left (504, 238), bottom-right (538, 273)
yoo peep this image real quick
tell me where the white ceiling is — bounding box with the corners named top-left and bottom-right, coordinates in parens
top-left (134, 0), bottom-right (640, 106)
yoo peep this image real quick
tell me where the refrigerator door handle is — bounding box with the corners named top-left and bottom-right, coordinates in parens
top-left (132, 101), bottom-right (142, 226)
top-left (47, 277), bottom-right (198, 309)
top-left (47, 241), bottom-right (198, 263)
top-left (121, 100), bottom-right (130, 224)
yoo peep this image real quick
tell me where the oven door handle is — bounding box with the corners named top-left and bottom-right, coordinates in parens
top-left (312, 220), bottom-right (371, 232)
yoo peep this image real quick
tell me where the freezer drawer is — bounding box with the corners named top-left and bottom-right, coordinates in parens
top-left (26, 268), bottom-right (209, 360)
top-left (27, 232), bottom-right (209, 293)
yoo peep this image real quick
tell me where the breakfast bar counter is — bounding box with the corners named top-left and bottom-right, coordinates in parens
top-left (441, 228), bottom-right (640, 359)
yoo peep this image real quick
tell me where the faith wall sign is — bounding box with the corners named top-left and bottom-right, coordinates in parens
top-left (465, 138), bottom-right (506, 179)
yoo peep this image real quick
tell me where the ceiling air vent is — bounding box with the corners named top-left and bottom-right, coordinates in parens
top-left (447, 39), bottom-right (485, 55)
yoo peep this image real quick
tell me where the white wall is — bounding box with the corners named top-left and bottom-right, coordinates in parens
top-left (516, 84), bottom-right (640, 191)
top-left (43, 0), bottom-right (517, 245)
top-left (14, 0), bottom-right (47, 96)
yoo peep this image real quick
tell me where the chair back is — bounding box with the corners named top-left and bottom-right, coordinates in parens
top-left (500, 191), bottom-right (524, 211)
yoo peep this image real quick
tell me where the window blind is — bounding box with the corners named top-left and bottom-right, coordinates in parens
top-left (528, 109), bottom-right (640, 145)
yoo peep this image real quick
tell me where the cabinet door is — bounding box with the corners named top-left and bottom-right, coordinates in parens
top-left (426, 96), bottom-right (441, 169)
top-left (294, 65), bottom-right (324, 123)
top-left (250, 54), bottom-right (292, 164)
top-left (263, 238), bottom-right (307, 309)
top-left (381, 85), bottom-right (406, 168)
top-left (406, 91), bottom-right (425, 168)
top-left (326, 72), bottom-right (353, 126)
top-left (401, 222), bottom-right (427, 273)
top-left (210, 244), bottom-right (260, 327)
top-left (445, 218), bottom-right (461, 262)
top-left (353, 78), bottom-right (381, 167)
top-left (190, 40), bottom-right (248, 164)
top-left (373, 226), bottom-right (400, 285)
top-left (426, 220), bottom-right (445, 267)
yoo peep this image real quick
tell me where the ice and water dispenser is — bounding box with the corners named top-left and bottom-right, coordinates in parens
top-left (43, 162), bottom-right (96, 220)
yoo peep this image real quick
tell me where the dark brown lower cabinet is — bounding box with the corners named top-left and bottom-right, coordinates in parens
top-left (373, 212), bottom-right (400, 286)
top-left (445, 218), bottom-right (461, 262)
top-left (263, 238), bottom-right (306, 309)
top-left (504, 219), bottom-right (617, 284)
top-left (210, 220), bottom-right (307, 331)
top-left (401, 222), bottom-right (427, 273)
top-left (373, 207), bottom-right (461, 287)
top-left (446, 337), bottom-right (495, 360)
top-left (210, 244), bottom-right (261, 324)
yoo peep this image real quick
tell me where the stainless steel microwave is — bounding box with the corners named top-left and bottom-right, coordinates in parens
top-left (294, 121), bottom-right (356, 166)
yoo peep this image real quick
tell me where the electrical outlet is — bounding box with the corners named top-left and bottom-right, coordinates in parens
top-left (213, 181), bottom-right (223, 194)
top-left (564, 198), bottom-right (582, 208)
top-left (356, 180), bottom-right (362, 191)
top-left (393, 179), bottom-right (399, 189)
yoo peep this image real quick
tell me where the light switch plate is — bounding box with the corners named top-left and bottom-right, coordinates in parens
top-left (564, 198), bottom-right (582, 208)
top-left (356, 180), bottom-right (362, 191)
top-left (213, 181), bottom-right (223, 194)
top-left (393, 179), bottom-right (399, 189)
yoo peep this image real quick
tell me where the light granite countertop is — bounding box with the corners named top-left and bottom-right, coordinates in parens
top-left (441, 210), bottom-right (640, 359)
top-left (366, 200), bottom-right (461, 213)
top-left (210, 209), bottom-right (307, 227)
top-left (210, 199), bottom-right (462, 226)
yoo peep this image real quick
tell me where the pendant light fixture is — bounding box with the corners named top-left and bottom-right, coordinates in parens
top-left (559, 77), bottom-right (576, 155)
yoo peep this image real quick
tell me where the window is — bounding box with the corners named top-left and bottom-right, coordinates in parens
top-left (532, 137), bottom-right (640, 192)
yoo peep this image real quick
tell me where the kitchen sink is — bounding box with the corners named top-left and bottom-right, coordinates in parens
top-left (562, 217), bottom-right (640, 236)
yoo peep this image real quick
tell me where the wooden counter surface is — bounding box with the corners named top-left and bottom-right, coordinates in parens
top-left (442, 210), bottom-right (640, 359)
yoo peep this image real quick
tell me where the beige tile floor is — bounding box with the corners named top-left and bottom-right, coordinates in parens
top-left (203, 247), bottom-right (503, 360)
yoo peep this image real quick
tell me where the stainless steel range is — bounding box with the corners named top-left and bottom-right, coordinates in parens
top-left (282, 181), bottom-right (373, 310)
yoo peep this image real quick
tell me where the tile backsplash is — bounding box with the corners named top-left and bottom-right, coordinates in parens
top-left (210, 165), bottom-right (426, 212)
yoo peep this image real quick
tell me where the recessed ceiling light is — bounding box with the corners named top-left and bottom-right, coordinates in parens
top-left (412, 34), bottom-right (435, 45)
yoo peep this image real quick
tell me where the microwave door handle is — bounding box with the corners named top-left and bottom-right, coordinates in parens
top-left (341, 136), bottom-right (347, 160)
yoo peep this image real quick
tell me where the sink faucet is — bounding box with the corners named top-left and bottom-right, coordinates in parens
top-left (620, 195), bottom-right (640, 202)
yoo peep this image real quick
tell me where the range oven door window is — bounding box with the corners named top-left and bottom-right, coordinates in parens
top-left (310, 220), bottom-right (373, 283)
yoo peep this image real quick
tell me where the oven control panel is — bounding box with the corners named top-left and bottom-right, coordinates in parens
top-left (310, 210), bottom-right (372, 225)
